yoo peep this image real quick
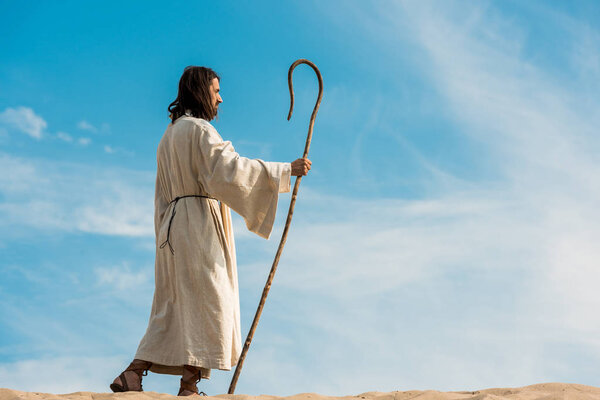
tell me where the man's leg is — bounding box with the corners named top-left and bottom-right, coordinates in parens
top-left (110, 359), bottom-right (152, 392)
top-left (178, 365), bottom-right (202, 396)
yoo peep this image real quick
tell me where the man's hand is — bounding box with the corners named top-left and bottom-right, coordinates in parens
top-left (291, 158), bottom-right (312, 176)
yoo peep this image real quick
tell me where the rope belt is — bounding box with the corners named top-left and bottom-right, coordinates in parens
top-left (159, 194), bottom-right (217, 255)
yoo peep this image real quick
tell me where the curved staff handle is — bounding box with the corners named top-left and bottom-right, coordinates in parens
top-left (287, 58), bottom-right (324, 158)
top-left (228, 59), bottom-right (323, 394)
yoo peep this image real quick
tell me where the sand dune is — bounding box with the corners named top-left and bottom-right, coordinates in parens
top-left (1, 383), bottom-right (600, 400)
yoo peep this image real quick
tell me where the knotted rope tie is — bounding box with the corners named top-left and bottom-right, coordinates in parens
top-left (159, 194), bottom-right (216, 254)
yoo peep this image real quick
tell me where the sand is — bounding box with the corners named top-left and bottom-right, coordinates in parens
top-left (1, 383), bottom-right (600, 400)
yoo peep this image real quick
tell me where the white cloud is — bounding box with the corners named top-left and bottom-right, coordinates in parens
top-left (78, 137), bottom-right (91, 146)
top-left (0, 354), bottom-right (219, 395)
top-left (233, 189), bottom-right (548, 391)
top-left (397, 1), bottom-right (600, 335)
top-left (276, 192), bottom-right (535, 293)
top-left (77, 120), bottom-right (97, 132)
top-left (75, 189), bottom-right (152, 236)
top-left (0, 356), bottom-right (124, 393)
top-left (56, 131), bottom-right (73, 142)
top-left (95, 263), bottom-right (151, 291)
top-left (229, 2), bottom-right (600, 393)
top-left (0, 153), bottom-right (153, 237)
top-left (0, 106), bottom-right (47, 139)
top-left (103, 144), bottom-right (134, 157)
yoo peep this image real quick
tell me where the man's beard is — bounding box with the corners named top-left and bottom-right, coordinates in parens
top-left (210, 104), bottom-right (219, 121)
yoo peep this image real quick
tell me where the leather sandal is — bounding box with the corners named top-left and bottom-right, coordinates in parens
top-left (110, 359), bottom-right (152, 392)
top-left (178, 365), bottom-right (206, 396)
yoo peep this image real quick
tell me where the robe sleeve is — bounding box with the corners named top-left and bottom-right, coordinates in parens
top-left (193, 120), bottom-right (291, 239)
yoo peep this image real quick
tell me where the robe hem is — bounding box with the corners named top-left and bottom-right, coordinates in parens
top-left (134, 351), bottom-right (238, 379)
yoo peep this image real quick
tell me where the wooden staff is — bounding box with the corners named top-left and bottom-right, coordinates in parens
top-left (228, 59), bottom-right (323, 394)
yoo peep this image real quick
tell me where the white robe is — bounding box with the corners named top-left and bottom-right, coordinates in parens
top-left (134, 116), bottom-right (291, 379)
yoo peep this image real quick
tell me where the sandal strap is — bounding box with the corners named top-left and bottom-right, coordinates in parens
top-left (179, 378), bottom-right (199, 394)
top-left (179, 365), bottom-right (201, 395)
top-left (117, 372), bottom-right (129, 392)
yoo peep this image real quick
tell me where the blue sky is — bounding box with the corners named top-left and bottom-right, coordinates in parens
top-left (1, 0), bottom-right (600, 396)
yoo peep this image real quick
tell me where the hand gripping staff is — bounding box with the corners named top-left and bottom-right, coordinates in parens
top-left (228, 59), bottom-right (323, 394)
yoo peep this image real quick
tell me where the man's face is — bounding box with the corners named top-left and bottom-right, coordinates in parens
top-left (209, 77), bottom-right (222, 119)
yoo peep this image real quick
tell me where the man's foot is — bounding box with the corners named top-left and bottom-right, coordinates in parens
top-left (110, 359), bottom-right (152, 392)
top-left (178, 365), bottom-right (203, 396)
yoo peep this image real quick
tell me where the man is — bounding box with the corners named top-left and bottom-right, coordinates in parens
top-left (110, 66), bottom-right (311, 396)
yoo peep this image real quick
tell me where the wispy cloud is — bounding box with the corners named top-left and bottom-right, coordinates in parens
top-left (57, 131), bottom-right (93, 146)
top-left (228, 1), bottom-right (600, 393)
top-left (0, 153), bottom-right (153, 237)
top-left (0, 107), bottom-right (100, 148)
top-left (104, 144), bottom-right (133, 157)
top-left (234, 187), bottom-right (550, 393)
top-left (398, 0), bottom-right (600, 336)
top-left (77, 120), bottom-right (97, 133)
top-left (56, 131), bottom-right (73, 143)
top-left (0, 106), bottom-right (47, 139)
top-left (0, 356), bottom-right (124, 393)
top-left (95, 263), bottom-right (151, 292)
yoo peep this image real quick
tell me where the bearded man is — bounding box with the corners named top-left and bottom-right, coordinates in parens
top-left (110, 66), bottom-right (311, 396)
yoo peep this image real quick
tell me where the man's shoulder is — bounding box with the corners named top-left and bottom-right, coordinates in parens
top-left (169, 116), bottom-right (223, 143)
top-left (174, 116), bottom-right (215, 131)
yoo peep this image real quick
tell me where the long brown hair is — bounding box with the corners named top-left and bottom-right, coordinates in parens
top-left (168, 66), bottom-right (220, 123)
